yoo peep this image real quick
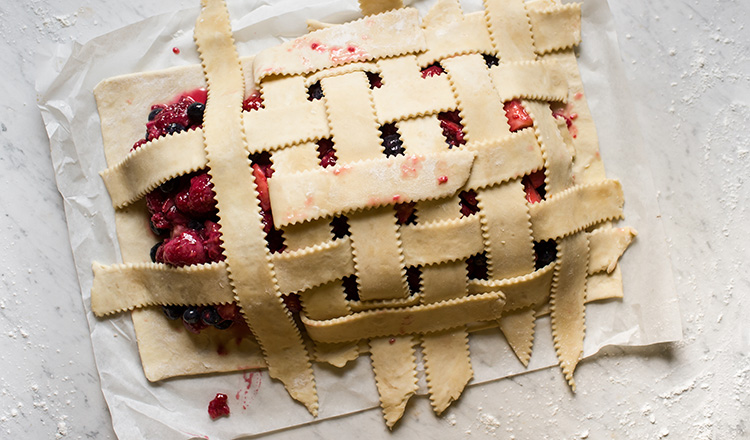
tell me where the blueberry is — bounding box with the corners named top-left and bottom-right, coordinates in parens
top-left (148, 108), bottom-right (163, 121)
top-left (162, 305), bottom-right (185, 320)
top-left (201, 306), bottom-right (221, 325)
top-left (187, 102), bottom-right (205, 124)
top-left (150, 221), bottom-right (168, 237)
top-left (158, 179), bottom-right (176, 193)
top-left (214, 319), bottom-right (234, 330)
top-left (308, 82), bottom-right (323, 101)
top-left (166, 123), bottom-right (185, 135)
top-left (182, 306), bottom-right (201, 324)
top-left (150, 241), bottom-right (163, 262)
top-left (382, 133), bottom-right (404, 157)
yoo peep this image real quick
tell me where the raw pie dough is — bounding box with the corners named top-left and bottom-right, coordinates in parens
top-left (91, 0), bottom-right (636, 427)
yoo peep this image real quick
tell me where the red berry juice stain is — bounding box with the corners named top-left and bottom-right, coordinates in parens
top-left (172, 47), bottom-right (181, 55)
top-left (208, 393), bottom-right (230, 420)
top-left (235, 371), bottom-right (261, 410)
top-left (552, 103), bottom-right (579, 138)
top-left (400, 155), bottom-right (423, 178)
top-left (216, 342), bottom-right (227, 356)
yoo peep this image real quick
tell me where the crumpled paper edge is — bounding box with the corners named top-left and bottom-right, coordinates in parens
top-left (36, 0), bottom-right (682, 438)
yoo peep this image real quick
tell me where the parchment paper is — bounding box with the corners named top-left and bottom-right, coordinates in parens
top-left (37, 0), bottom-right (682, 438)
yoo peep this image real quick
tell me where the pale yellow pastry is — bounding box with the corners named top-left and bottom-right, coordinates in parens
top-left (91, 0), bottom-right (635, 427)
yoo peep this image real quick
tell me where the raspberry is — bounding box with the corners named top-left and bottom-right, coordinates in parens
top-left (159, 229), bottom-right (208, 266)
top-left (252, 164), bottom-right (272, 229)
top-left (242, 91), bottom-right (264, 111)
top-left (421, 64), bottom-right (444, 78)
top-left (282, 293), bottom-right (302, 313)
top-left (185, 173), bottom-right (217, 215)
top-left (438, 111), bottom-right (466, 147)
top-left (202, 220), bottom-right (225, 262)
top-left (523, 181), bottom-right (542, 204)
top-left (146, 97), bottom-right (197, 141)
top-left (395, 202), bottom-right (417, 225)
top-left (504, 100), bottom-right (533, 132)
top-left (208, 393), bottom-right (231, 420)
top-left (522, 169), bottom-right (546, 203)
top-left (163, 198), bottom-right (190, 229)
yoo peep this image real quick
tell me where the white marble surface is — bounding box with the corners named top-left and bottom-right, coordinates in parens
top-left (1, 0), bottom-right (748, 438)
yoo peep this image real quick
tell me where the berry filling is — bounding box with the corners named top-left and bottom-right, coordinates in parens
top-left (282, 293), bottom-right (303, 314)
top-left (130, 89), bottom-right (207, 151)
top-left (136, 91), bottom-right (304, 334)
top-left (208, 393), bottom-right (231, 420)
top-left (483, 54), bottom-right (500, 68)
top-left (467, 252), bottom-right (489, 280)
top-left (317, 138), bottom-right (338, 168)
top-left (503, 100), bottom-right (533, 132)
top-left (308, 82), bottom-right (323, 101)
top-left (161, 303), bottom-right (245, 334)
top-left (420, 63), bottom-right (444, 78)
top-left (395, 202), bottom-right (417, 225)
top-left (522, 169), bottom-right (546, 204)
top-left (379, 123), bottom-right (405, 157)
top-left (366, 71), bottom-right (383, 88)
top-left (406, 266), bottom-right (422, 295)
top-left (437, 111), bottom-right (466, 148)
top-left (242, 91), bottom-right (264, 112)
top-left (459, 190), bottom-right (479, 217)
top-left (330, 216), bottom-right (351, 240)
top-left (533, 240), bottom-right (557, 269)
top-left (249, 152), bottom-right (287, 254)
top-left (342, 275), bottom-right (360, 301)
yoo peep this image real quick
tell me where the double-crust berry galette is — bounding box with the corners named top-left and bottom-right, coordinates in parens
top-left (91, 0), bottom-right (636, 427)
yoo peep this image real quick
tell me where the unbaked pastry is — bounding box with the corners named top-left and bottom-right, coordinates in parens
top-left (91, 0), bottom-right (635, 427)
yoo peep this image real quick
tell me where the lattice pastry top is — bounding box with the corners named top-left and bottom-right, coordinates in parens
top-left (91, 0), bottom-right (636, 427)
